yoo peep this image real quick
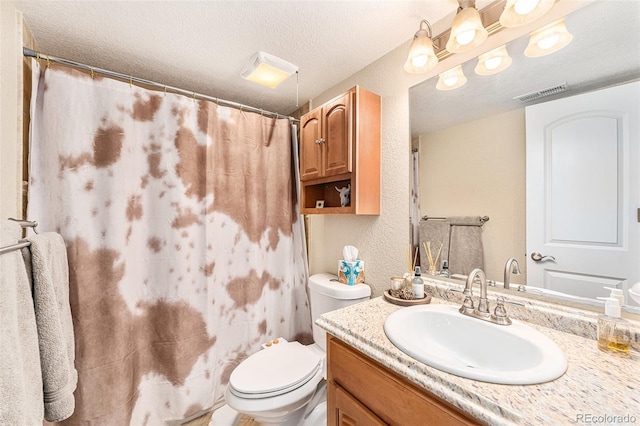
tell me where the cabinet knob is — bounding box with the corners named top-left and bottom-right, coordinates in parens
top-left (316, 138), bottom-right (325, 145)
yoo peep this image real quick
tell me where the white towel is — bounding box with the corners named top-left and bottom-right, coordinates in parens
top-left (0, 221), bottom-right (44, 424)
top-left (27, 232), bottom-right (77, 422)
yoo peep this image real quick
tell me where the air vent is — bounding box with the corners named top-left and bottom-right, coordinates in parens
top-left (513, 83), bottom-right (571, 103)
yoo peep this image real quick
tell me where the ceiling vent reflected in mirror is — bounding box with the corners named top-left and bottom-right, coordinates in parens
top-left (513, 82), bottom-right (571, 103)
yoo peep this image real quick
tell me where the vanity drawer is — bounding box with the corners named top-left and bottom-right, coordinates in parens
top-left (327, 335), bottom-right (480, 426)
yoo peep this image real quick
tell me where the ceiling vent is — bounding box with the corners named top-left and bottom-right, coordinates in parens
top-left (513, 82), bottom-right (570, 103)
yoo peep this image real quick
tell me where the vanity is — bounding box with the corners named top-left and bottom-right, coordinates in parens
top-left (318, 278), bottom-right (640, 425)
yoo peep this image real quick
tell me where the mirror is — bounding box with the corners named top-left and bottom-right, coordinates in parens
top-left (410, 1), bottom-right (640, 312)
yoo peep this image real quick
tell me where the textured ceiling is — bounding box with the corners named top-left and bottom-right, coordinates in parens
top-left (410, 1), bottom-right (640, 136)
top-left (11, 0), bottom-right (472, 116)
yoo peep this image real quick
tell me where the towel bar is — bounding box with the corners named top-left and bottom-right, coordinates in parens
top-left (0, 218), bottom-right (39, 255)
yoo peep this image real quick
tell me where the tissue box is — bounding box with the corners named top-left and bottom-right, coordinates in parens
top-left (338, 260), bottom-right (365, 285)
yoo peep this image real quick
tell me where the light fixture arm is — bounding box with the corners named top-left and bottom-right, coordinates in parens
top-left (418, 19), bottom-right (433, 37)
top-left (457, 0), bottom-right (476, 11)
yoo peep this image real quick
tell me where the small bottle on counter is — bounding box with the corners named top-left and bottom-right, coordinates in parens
top-left (438, 260), bottom-right (451, 278)
top-left (597, 297), bottom-right (630, 355)
top-left (412, 266), bottom-right (424, 299)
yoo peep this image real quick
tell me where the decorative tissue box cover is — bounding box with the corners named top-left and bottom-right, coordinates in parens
top-left (338, 260), bottom-right (365, 285)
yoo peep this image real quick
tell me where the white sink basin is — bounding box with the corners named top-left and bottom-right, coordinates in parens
top-left (383, 304), bottom-right (567, 385)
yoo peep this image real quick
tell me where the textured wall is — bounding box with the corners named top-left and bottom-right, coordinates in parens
top-left (307, 42), bottom-right (427, 297)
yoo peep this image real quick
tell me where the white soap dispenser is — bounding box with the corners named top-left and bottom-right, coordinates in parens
top-left (597, 297), bottom-right (630, 355)
top-left (604, 286), bottom-right (625, 307)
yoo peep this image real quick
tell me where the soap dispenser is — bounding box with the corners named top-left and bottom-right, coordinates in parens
top-left (597, 297), bottom-right (630, 355)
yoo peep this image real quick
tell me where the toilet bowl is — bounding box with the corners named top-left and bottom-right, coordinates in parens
top-left (221, 273), bottom-right (371, 425)
top-left (224, 342), bottom-right (324, 424)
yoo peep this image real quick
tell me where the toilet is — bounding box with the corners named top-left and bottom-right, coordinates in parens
top-left (219, 273), bottom-right (371, 425)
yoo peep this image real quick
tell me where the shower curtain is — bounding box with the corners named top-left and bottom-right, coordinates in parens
top-left (27, 60), bottom-right (312, 424)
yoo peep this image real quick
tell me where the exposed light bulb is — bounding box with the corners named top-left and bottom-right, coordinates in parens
top-left (444, 76), bottom-right (459, 87)
top-left (484, 56), bottom-right (502, 70)
top-left (514, 0), bottom-right (540, 15)
top-left (525, 19), bottom-right (573, 57)
top-left (456, 29), bottom-right (477, 46)
top-left (474, 44), bottom-right (512, 76)
top-left (437, 65), bottom-right (467, 90)
top-left (404, 20), bottom-right (439, 73)
top-left (537, 34), bottom-right (560, 50)
top-left (500, 0), bottom-right (554, 28)
top-left (412, 54), bottom-right (429, 68)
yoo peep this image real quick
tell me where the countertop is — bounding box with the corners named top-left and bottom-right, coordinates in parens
top-left (316, 284), bottom-right (640, 426)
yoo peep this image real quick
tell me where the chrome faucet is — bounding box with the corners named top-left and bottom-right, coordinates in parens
top-left (459, 268), bottom-right (515, 325)
top-left (503, 257), bottom-right (521, 290)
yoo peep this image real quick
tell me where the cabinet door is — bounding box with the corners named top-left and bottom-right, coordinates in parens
top-left (332, 383), bottom-right (386, 426)
top-left (300, 109), bottom-right (323, 181)
top-left (323, 92), bottom-right (352, 177)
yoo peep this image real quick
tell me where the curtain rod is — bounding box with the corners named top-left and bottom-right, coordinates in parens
top-left (23, 48), bottom-right (299, 122)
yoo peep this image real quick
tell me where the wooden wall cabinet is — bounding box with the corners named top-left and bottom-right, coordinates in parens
top-left (327, 335), bottom-right (481, 426)
top-left (299, 86), bottom-right (380, 215)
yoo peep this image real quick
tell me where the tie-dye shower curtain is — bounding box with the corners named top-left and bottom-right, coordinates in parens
top-left (27, 60), bottom-right (312, 424)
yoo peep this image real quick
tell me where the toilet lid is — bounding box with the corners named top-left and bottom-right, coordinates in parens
top-left (229, 341), bottom-right (322, 399)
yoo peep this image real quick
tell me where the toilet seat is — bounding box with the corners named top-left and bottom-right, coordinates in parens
top-left (229, 341), bottom-right (322, 399)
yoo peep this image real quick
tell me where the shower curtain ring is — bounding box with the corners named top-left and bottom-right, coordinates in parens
top-left (46, 54), bottom-right (51, 68)
top-left (163, 85), bottom-right (167, 96)
top-left (90, 67), bottom-right (95, 79)
top-left (129, 76), bottom-right (133, 88)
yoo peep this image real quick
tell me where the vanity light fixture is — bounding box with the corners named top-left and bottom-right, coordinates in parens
top-left (436, 65), bottom-right (467, 91)
top-left (446, 0), bottom-right (488, 54)
top-left (499, 0), bottom-right (555, 28)
top-left (475, 44), bottom-right (512, 75)
top-left (241, 51), bottom-right (298, 88)
top-left (404, 20), bottom-right (439, 73)
top-left (524, 18), bottom-right (573, 57)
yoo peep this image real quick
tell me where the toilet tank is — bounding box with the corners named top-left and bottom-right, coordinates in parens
top-left (309, 273), bottom-right (371, 351)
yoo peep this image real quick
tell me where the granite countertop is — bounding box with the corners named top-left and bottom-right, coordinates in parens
top-left (316, 282), bottom-right (640, 426)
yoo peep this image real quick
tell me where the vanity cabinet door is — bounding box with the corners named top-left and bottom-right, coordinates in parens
top-left (322, 92), bottom-right (352, 178)
top-left (332, 383), bottom-right (386, 426)
top-left (327, 335), bottom-right (480, 426)
top-left (300, 109), bottom-right (322, 181)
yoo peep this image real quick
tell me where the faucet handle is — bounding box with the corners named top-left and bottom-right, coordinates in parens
top-left (493, 296), bottom-right (512, 325)
top-left (494, 296), bottom-right (508, 317)
top-left (459, 294), bottom-right (475, 314)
